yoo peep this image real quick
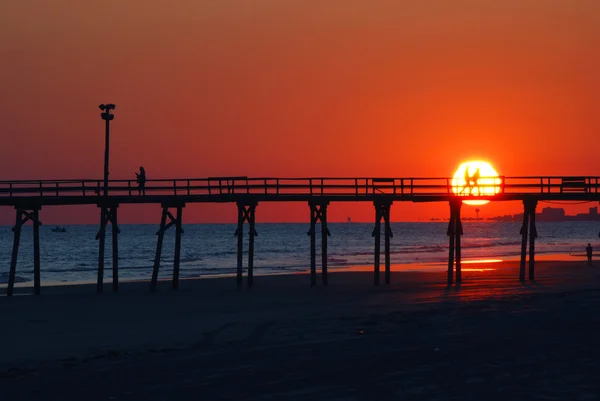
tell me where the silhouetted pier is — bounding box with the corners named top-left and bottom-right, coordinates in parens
top-left (2, 175), bottom-right (600, 295)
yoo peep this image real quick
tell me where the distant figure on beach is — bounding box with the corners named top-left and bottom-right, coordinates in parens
top-left (135, 166), bottom-right (146, 195)
top-left (586, 243), bottom-right (593, 265)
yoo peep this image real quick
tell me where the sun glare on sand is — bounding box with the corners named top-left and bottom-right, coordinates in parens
top-left (452, 161), bottom-right (501, 206)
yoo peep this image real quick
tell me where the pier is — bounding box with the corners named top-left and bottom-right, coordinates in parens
top-left (2, 175), bottom-right (600, 295)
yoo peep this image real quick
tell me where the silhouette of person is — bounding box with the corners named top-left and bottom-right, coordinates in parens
top-left (135, 166), bottom-right (146, 195)
top-left (586, 243), bottom-right (593, 266)
top-left (461, 167), bottom-right (471, 194)
top-left (472, 168), bottom-right (481, 194)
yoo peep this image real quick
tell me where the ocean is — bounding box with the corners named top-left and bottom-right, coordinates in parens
top-left (1, 222), bottom-right (598, 286)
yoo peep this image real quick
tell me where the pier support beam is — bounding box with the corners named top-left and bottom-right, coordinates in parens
top-left (447, 199), bottom-right (463, 286)
top-left (519, 198), bottom-right (538, 281)
top-left (172, 205), bottom-right (184, 290)
top-left (373, 200), bottom-right (393, 285)
top-left (150, 202), bottom-right (185, 292)
top-left (111, 206), bottom-right (119, 293)
top-left (307, 201), bottom-right (330, 287)
top-left (7, 205), bottom-right (42, 296)
top-left (234, 201), bottom-right (258, 288)
top-left (33, 208), bottom-right (41, 294)
top-left (96, 203), bottom-right (120, 293)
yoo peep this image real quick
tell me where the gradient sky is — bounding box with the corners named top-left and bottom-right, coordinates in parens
top-left (1, 1), bottom-right (600, 224)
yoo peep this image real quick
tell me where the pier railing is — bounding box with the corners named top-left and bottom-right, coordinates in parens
top-left (1, 176), bottom-right (599, 199)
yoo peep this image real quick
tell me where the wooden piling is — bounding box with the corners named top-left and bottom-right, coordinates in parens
top-left (7, 208), bottom-right (23, 297)
top-left (248, 205), bottom-right (256, 288)
top-left (236, 204), bottom-right (244, 288)
top-left (519, 202), bottom-right (530, 282)
top-left (455, 222), bottom-right (462, 283)
top-left (309, 204), bottom-right (317, 287)
top-left (308, 201), bottom-right (328, 286)
top-left (454, 203), bottom-right (462, 284)
top-left (373, 213), bottom-right (381, 286)
top-left (97, 206), bottom-right (106, 294)
top-left (447, 207), bottom-right (455, 286)
top-left (384, 203), bottom-right (392, 285)
top-left (33, 208), bottom-right (41, 295)
top-left (151, 206), bottom-right (168, 292)
top-left (384, 229), bottom-right (391, 284)
top-left (111, 206), bottom-right (119, 293)
top-left (528, 200), bottom-right (538, 280)
top-left (321, 204), bottom-right (328, 286)
top-left (172, 205), bottom-right (183, 290)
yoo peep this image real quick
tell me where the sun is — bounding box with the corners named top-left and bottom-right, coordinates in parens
top-left (452, 161), bottom-right (501, 205)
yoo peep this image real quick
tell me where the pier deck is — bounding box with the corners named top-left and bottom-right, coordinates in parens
top-left (1, 176), bottom-right (600, 205)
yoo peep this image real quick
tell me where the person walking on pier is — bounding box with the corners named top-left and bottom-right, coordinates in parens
top-left (135, 166), bottom-right (146, 195)
top-left (472, 168), bottom-right (481, 195)
top-left (586, 243), bottom-right (593, 266)
top-left (461, 167), bottom-right (472, 194)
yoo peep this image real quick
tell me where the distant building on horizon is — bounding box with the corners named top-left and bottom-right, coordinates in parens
top-left (489, 206), bottom-right (600, 222)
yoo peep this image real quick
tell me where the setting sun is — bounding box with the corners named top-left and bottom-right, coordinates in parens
top-left (452, 161), bottom-right (501, 205)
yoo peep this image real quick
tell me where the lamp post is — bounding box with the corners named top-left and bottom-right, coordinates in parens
top-left (99, 104), bottom-right (115, 196)
top-left (97, 103), bottom-right (115, 293)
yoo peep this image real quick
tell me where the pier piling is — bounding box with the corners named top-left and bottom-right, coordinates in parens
top-left (234, 202), bottom-right (258, 288)
top-left (447, 200), bottom-right (463, 286)
top-left (384, 202), bottom-right (393, 284)
top-left (320, 203), bottom-right (329, 286)
top-left (372, 200), bottom-right (393, 285)
top-left (172, 205), bottom-right (183, 290)
top-left (8, 209), bottom-right (23, 296)
top-left (97, 206), bottom-right (106, 293)
top-left (308, 211), bottom-right (317, 287)
top-left (151, 206), bottom-right (168, 292)
top-left (150, 202), bottom-right (185, 291)
top-left (309, 207), bottom-right (317, 287)
top-left (7, 206), bottom-right (42, 296)
top-left (529, 200), bottom-right (538, 280)
top-left (111, 205), bottom-right (119, 293)
top-left (373, 212), bottom-right (381, 285)
top-left (519, 198), bottom-right (538, 281)
top-left (447, 215), bottom-right (455, 286)
top-left (33, 208), bottom-right (41, 295)
top-left (248, 205), bottom-right (257, 288)
top-left (308, 201), bottom-right (329, 286)
top-left (236, 205), bottom-right (244, 288)
top-left (455, 203), bottom-right (463, 284)
top-left (96, 203), bottom-right (119, 293)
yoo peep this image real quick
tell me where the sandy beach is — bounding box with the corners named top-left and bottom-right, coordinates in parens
top-left (2, 260), bottom-right (600, 400)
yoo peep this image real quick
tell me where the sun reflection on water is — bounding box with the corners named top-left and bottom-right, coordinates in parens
top-left (460, 258), bottom-right (502, 272)
top-left (462, 259), bottom-right (503, 264)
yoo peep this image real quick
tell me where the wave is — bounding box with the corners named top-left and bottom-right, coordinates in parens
top-left (41, 265), bottom-right (156, 273)
top-left (327, 258), bottom-right (349, 265)
top-left (0, 273), bottom-right (29, 284)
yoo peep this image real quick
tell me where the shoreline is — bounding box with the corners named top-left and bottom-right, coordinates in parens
top-left (2, 255), bottom-right (597, 296)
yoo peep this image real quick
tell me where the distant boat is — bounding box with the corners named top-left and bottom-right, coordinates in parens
top-left (347, 217), bottom-right (352, 223)
top-left (51, 226), bottom-right (67, 233)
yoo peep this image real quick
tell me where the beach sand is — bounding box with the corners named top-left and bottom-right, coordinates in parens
top-left (2, 260), bottom-right (600, 400)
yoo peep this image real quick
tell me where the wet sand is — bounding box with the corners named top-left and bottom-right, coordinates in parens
top-left (2, 260), bottom-right (600, 400)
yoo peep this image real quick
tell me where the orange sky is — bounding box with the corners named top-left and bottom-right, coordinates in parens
top-left (1, 1), bottom-right (600, 224)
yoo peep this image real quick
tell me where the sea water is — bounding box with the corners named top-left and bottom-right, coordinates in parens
top-left (0, 222), bottom-right (598, 286)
